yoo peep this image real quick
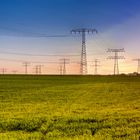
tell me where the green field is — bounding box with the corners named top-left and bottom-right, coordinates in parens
top-left (0, 75), bottom-right (140, 140)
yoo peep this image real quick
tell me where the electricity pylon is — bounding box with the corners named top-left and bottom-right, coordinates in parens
top-left (35, 65), bottom-right (43, 75)
top-left (91, 59), bottom-right (100, 75)
top-left (35, 65), bottom-right (39, 75)
top-left (71, 28), bottom-right (97, 75)
top-left (23, 62), bottom-right (30, 74)
top-left (59, 65), bottom-right (63, 75)
top-left (38, 65), bottom-right (43, 75)
top-left (107, 48), bottom-right (125, 75)
top-left (1, 68), bottom-right (7, 74)
top-left (133, 58), bottom-right (140, 73)
top-left (59, 58), bottom-right (70, 75)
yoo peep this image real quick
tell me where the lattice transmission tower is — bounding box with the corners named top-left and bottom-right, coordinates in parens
top-left (107, 48), bottom-right (125, 75)
top-left (59, 58), bottom-right (70, 75)
top-left (23, 62), bottom-right (30, 74)
top-left (35, 65), bottom-right (43, 75)
top-left (133, 58), bottom-right (140, 73)
top-left (91, 59), bottom-right (100, 75)
top-left (1, 68), bottom-right (7, 75)
top-left (71, 28), bottom-right (97, 75)
top-left (59, 65), bottom-right (63, 75)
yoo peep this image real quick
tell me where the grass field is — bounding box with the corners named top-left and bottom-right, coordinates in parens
top-left (0, 75), bottom-right (140, 140)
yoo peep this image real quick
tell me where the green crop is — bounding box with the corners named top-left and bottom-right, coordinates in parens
top-left (0, 75), bottom-right (139, 140)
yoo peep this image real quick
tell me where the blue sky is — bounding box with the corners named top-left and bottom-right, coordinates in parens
top-left (0, 0), bottom-right (140, 34)
top-left (0, 0), bottom-right (140, 74)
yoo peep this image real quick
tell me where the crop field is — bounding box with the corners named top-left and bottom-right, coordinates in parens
top-left (0, 75), bottom-right (140, 140)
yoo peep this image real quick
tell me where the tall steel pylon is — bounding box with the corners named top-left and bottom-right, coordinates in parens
top-left (107, 48), bottom-right (125, 75)
top-left (133, 58), bottom-right (140, 73)
top-left (71, 28), bottom-right (97, 75)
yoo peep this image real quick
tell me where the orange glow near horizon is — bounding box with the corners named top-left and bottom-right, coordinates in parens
top-left (0, 15), bottom-right (140, 75)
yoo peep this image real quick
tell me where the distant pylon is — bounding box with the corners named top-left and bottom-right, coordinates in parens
top-left (133, 58), bottom-right (140, 73)
top-left (107, 48), bottom-right (125, 75)
top-left (71, 28), bottom-right (97, 75)
top-left (35, 65), bottom-right (39, 75)
top-left (1, 68), bottom-right (7, 74)
top-left (35, 65), bottom-right (43, 75)
top-left (59, 65), bottom-right (63, 75)
top-left (23, 62), bottom-right (30, 74)
top-left (59, 58), bottom-right (70, 75)
top-left (91, 59), bottom-right (100, 75)
top-left (38, 65), bottom-right (43, 75)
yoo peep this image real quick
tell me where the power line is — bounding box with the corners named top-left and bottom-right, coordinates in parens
top-left (0, 58), bottom-right (23, 63)
top-left (0, 58), bottom-right (61, 64)
top-left (107, 48), bottom-right (125, 75)
top-left (0, 26), bottom-right (72, 38)
top-left (71, 28), bottom-right (97, 75)
top-left (0, 51), bottom-right (80, 57)
top-left (0, 57), bottom-right (79, 65)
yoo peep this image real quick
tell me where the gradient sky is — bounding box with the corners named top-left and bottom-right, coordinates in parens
top-left (0, 0), bottom-right (140, 74)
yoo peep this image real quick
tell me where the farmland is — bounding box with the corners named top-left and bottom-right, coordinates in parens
top-left (0, 75), bottom-right (140, 140)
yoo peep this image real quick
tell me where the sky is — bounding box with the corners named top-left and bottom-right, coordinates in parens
top-left (0, 0), bottom-right (140, 74)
